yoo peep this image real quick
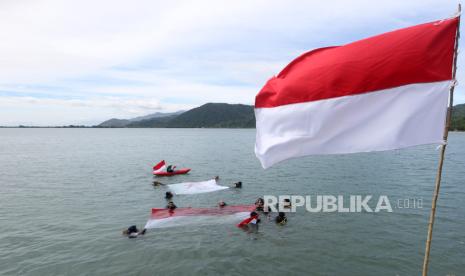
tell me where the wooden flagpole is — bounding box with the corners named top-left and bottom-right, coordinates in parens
top-left (422, 4), bottom-right (461, 276)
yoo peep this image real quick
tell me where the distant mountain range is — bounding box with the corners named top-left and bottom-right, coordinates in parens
top-left (3, 102), bottom-right (464, 129)
top-left (98, 110), bottom-right (185, 127)
top-left (96, 103), bottom-right (255, 128)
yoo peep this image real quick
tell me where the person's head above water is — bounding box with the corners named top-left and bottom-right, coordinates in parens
top-left (283, 198), bottom-right (292, 208)
top-left (127, 225), bottom-right (139, 233)
top-left (165, 191), bottom-right (173, 199)
top-left (122, 225), bottom-right (146, 238)
top-left (255, 198), bottom-right (265, 211)
top-left (275, 212), bottom-right (287, 225)
top-left (255, 198), bottom-right (264, 208)
top-left (234, 181), bottom-right (242, 188)
top-left (167, 201), bottom-right (177, 210)
top-left (218, 201), bottom-right (227, 207)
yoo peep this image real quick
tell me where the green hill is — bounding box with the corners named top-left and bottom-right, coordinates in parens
top-left (165, 103), bottom-right (254, 128)
top-left (127, 103), bottom-right (255, 128)
top-left (451, 103), bottom-right (465, 131)
top-left (125, 115), bottom-right (179, 128)
top-left (98, 118), bottom-right (130, 127)
top-left (97, 111), bottom-right (184, 127)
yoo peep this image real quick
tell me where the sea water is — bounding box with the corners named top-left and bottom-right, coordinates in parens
top-left (0, 129), bottom-right (464, 275)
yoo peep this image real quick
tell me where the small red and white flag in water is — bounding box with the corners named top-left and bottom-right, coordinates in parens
top-left (144, 205), bottom-right (255, 229)
top-left (255, 16), bottom-right (459, 169)
top-left (153, 160), bottom-right (166, 173)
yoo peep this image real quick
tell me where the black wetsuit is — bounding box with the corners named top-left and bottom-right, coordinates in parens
top-left (275, 216), bottom-right (287, 225)
top-left (127, 225), bottom-right (139, 234)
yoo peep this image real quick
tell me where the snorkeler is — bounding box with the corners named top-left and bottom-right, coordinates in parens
top-left (166, 201), bottom-right (177, 210)
top-left (255, 198), bottom-right (265, 211)
top-left (152, 180), bottom-right (165, 186)
top-left (275, 212), bottom-right (287, 225)
top-left (122, 225), bottom-right (146, 238)
top-left (165, 191), bottom-right (173, 199)
top-left (233, 181), bottom-right (242, 188)
top-left (283, 198), bottom-right (292, 209)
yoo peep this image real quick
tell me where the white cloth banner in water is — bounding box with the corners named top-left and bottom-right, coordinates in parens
top-left (145, 205), bottom-right (255, 229)
top-left (168, 179), bottom-right (229, 195)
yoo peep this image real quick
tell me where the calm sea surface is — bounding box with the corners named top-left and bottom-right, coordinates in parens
top-left (0, 129), bottom-right (464, 276)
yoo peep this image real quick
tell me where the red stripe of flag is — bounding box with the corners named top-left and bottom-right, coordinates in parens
top-left (255, 17), bottom-right (457, 108)
top-left (153, 160), bottom-right (165, 171)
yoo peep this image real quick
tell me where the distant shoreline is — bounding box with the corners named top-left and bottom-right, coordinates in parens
top-left (2, 102), bottom-right (464, 130)
top-left (0, 126), bottom-right (256, 129)
top-left (3, 102), bottom-right (464, 130)
top-left (1, 126), bottom-right (464, 132)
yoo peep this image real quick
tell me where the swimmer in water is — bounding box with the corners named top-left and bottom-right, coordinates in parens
top-left (218, 201), bottom-right (227, 208)
top-left (232, 181), bottom-right (242, 188)
top-left (152, 180), bottom-right (165, 186)
top-left (283, 198), bottom-right (292, 209)
top-left (165, 191), bottom-right (173, 199)
top-left (122, 225), bottom-right (146, 238)
top-left (275, 212), bottom-right (287, 225)
top-left (255, 198), bottom-right (264, 211)
top-left (166, 201), bottom-right (177, 210)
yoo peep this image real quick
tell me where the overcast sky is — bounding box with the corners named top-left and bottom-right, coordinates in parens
top-left (0, 0), bottom-right (462, 126)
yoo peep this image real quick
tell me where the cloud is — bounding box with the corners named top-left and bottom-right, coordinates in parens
top-left (0, 0), bottom-right (462, 125)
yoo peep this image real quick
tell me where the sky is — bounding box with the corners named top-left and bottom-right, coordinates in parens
top-left (0, 0), bottom-right (463, 126)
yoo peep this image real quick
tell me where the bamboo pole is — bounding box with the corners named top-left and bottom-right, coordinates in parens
top-left (422, 4), bottom-right (461, 276)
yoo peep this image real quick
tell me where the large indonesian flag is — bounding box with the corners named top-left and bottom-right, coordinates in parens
top-left (255, 17), bottom-right (459, 169)
top-left (144, 205), bottom-right (255, 229)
